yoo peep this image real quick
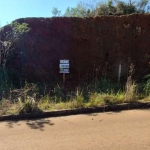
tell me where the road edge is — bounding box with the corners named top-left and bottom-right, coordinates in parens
top-left (0, 102), bottom-right (150, 121)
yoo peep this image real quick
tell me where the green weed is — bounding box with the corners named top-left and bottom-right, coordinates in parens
top-left (19, 97), bottom-right (42, 115)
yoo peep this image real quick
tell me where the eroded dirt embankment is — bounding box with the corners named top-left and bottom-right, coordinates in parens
top-left (2, 14), bottom-right (150, 84)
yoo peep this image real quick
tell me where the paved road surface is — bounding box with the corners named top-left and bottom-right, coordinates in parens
top-left (0, 109), bottom-right (150, 150)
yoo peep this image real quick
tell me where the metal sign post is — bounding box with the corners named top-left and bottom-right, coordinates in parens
top-left (59, 60), bottom-right (69, 83)
top-left (63, 73), bottom-right (65, 83)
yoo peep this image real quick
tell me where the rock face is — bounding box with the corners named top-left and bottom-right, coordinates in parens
top-left (2, 14), bottom-right (150, 84)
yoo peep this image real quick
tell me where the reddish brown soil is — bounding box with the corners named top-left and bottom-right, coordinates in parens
top-left (2, 14), bottom-right (150, 84)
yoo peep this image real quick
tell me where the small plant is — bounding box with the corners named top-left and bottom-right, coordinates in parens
top-left (76, 88), bottom-right (84, 106)
top-left (115, 91), bottom-right (125, 102)
top-left (42, 94), bottom-right (50, 103)
top-left (0, 99), bottom-right (11, 115)
top-left (69, 88), bottom-right (85, 108)
top-left (53, 84), bottom-right (64, 103)
top-left (87, 91), bottom-right (125, 107)
top-left (143, 75), bottom-right (150, 96)
top-left (125, 63), bottom-right (138, 102)
top-left (38, 94), bottom-right (52, 110)
top-left (87, 78), bottom-right (121, 93)
top-left (19, 97), bottom-right (42, 115)
top-left (87, 93), bottom-right (105, 107)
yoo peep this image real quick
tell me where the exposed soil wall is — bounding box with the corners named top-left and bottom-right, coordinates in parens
top-left (2, 14), bottom-right (150, 84)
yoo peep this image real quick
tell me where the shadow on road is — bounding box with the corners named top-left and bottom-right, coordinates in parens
top-left (5, 119), bottom-right (54, 131)
top-left (26, 119), bottom-right (54, 131)
top-left (5, 120), bottom-right (21, 128)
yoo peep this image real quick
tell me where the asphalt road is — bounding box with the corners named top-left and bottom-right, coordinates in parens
top-left (0, 109), bottom-right (150, 150)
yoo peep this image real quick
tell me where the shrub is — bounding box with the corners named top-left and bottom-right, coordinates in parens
top-left (143, 75), bottom-right (150, 96)
top-left (125, 76), bottom-right (137, 102)
top-left (86, 78), bottom-right (121, 94)
top-left (19, 97), bottom-right (42, 115)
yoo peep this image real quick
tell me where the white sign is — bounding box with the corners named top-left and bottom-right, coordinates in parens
top-left (59, 59), bottom-right (69, 74)
top-left (60, 60), bottom-right (69, 64)
top-left (59, 64), bottom-right (69, 68)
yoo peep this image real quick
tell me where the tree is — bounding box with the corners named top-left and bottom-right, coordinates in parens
top-left (115, 1), bottom-right (136, 15)
top-left (147, 5), bottom-right (150, 12)
top-left (64, 1), bottom-right (98, 17)
top-left (64, 4), bottom-right (87, 17)
top-left (63, 0), bottom-right (150, 17)
top-left (108, 0), bottom-right (116, 14)
top-left (136, 0), bottom-right (149, 13)
top-left (115, 0), bottom-right (149, 14)
top-left (96, 3), bottom-right (109, 15)
top-left (52, 7), bottom-right (61, 17)
top-left (0, 22), bottom-right (30, 69)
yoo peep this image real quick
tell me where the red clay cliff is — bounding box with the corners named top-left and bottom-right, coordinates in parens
top-left (1, 14), bottom-right (150, 84)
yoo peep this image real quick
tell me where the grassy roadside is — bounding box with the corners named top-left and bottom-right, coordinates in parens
top-left (0, 88), bottom-right (150, 116)
top-left (1, 64), bottom-right (150, 116)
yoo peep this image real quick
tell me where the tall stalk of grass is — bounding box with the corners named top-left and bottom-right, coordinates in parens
top-left (125, 63), bottom-right (137, 102)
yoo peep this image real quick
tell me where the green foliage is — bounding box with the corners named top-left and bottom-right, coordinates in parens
top-left (51, 7), bottom-right (61, 16)
top-left (42, 94), bottom-right (50, 103)
top-left (19, 98), bottom-right (42, 115)
top-left (124, 63), bottom-right (138, 102)
top-left (125, 81), bottom-right (137, 102)
top-left (1, 71), bottom-right (150, 115)
top-left (115, 0), bottom-right (137, 15)
top-left (0, 99), bottom-right (11, 115)
top-left (87, 93), bottom-right (105, 107)
top-left (0, 21), bottom-right (30, 68)
top-left (53, 84), bottom-right (64, 102)
top-left (75, 88), bottom-right (84, 107)
top-left (64, 4), bottom-right (88, 17)
top-left (137, 0), bottom-right (149, 13)
top-left (143, 75), bottom-right (150, 95)
top-left (62, 0), bottom-right (150, 17)
top-left (87, 91), bottom-right (125, 107)
top-left (0, 67), bottom-right (12, 100)
top-left (10, 22), bottom-right (30, 35)
top-left (96, 3), bottom-right (109, 15)
top-left (100, 93), bottom-right (123, 105)
top-left (87, 78), bottom-right (121, 94)
top-left (64, 1), bottom-right (98, 17)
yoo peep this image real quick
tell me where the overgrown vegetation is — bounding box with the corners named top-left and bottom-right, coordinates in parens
top-left (0, 3), bottom-right (150, 116)
top-left (1, 69), bottom-right (150, 116)
top-left (0, 22), bottom-right (30, 69)
top-left (0, 21), bottom-right (30, 100)
top-left (0, 56), bottom-right (149, 115)
top-left (52, 0), bottom-right (150, 17)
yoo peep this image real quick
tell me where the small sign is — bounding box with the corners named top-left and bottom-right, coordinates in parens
top-left (60, 60), bottom-right (69, 64)
top-left (59, 59), bottom-right (69, 82)
top-left (59, 64), bottom-right (69, 68)
top-left (59, 59), bottom-right (70, 74)
top-left (59, 68), bottom-right (69, 73)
